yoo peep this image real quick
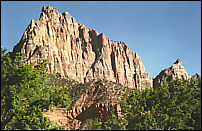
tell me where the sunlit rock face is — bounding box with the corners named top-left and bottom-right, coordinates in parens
top-left (11, 6), bottom-right (152, 90)
top-left (191, 73), bottom-right (201, 80)
top-left (154, 59), bottom-right (191, 87)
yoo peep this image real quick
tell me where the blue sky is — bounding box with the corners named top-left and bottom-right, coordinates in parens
top-left (1, 1), bottom-right (201, 78)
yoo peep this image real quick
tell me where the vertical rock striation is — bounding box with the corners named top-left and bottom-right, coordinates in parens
top-left (11, 6), bottom-right (153, 90)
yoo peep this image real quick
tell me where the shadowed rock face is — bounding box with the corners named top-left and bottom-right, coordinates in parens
top-left (154, 59), bottom-right (191, 87)
top-left (11, 6), bottom-right (152, 90)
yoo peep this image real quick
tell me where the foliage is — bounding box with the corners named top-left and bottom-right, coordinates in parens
top-left (1, 47), bottom-right (72, 130)
top-left (49, 85), bottom-right (72, 108)
top-left (120, 78), bottom-right (201, 130)
top-left (1, 46), bottom-right (201, 130)
top-left (85, 78), bottom-right (200, 130)
top-left (85, 108), bottom-right (128, 130)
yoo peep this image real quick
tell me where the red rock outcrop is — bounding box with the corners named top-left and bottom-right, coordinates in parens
top-left (154, 59), bottom-right (191, 87)
top-left (67, 79), bottom-right (125, 120)
top-left (11, 6), bottom-right (152, 90)
top-left (44, 80), bottom-right (126, 129)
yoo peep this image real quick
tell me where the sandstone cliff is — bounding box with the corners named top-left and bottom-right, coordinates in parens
top-left (9, 5), bottom-right (199, 130)
top-left (11, 6), bottom-right (152, 90)
top-left (154, 59), bottom-right (191, 87)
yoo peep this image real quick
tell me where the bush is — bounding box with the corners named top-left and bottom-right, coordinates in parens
top-left (120, 78), bottom-right (201, 130)
top-left (85, 108), bottom-right (128, 130)
top-left (1, 46), bottom-right (200, 130)
top-left (1, 47), bottom-right (72, 129)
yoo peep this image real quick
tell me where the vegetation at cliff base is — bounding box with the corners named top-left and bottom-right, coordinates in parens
top-left (1, 47), bottom-right (201, 130)
top-left (1, 47), bottom-right (72, 130)
top-left (85, 77), bottom-right (201, 130)
top-left (120, 78), bottom-right (201, 130)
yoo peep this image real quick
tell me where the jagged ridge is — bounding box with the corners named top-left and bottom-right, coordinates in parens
top-left (11, 6), bottom-right (153, 90)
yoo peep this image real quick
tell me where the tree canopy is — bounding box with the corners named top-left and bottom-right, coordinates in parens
top-left (1, 46), bottom-right (201, 130)
top-left (1, 47), bottom-right (72, 130)
top-left (85, 77), bottom-right (201, 130)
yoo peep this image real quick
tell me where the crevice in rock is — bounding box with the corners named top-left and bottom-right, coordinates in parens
top-left (27, 45), bottom-right (40, 61)
top-left (110, 51), bottom-right (117, 78)
top-left (46, 22), bottom-right (50, 36)
top-left (82, 52), bottom-right (85, 60)
top-left (124, 45), bottom-right (130, 68)
top-left (123, 64), bottom-right (128, 86)
top-left (78, 26), bottom-right (88, 60)
top-left (133, 73), bottom-right (138, 89)
top-left (88, 31), bottom-right (102, 76)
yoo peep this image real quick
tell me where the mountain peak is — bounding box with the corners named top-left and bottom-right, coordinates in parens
top-left (41, 6), bottom-right (57, 12)
top-left (39, 6), bottom-right (62, 21)
top-left (154, 59), bottom-right (190, 87)
top-left (191, 73), bottom-right (201, 80)
top-left (11, 6), bottom-right (153, 90)
top-left (174, 58), bottom-right (182, 65)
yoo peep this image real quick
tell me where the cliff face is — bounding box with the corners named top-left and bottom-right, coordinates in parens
top-left (44, 80), bottom-right (125, 129)
top-left (12, 6), bottom-right (152, 90)
top-left (154, 59), bottom-right (191, 87)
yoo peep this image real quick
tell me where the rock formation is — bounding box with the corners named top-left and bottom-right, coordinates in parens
top-left (154, 59), bottom-right (191, 87)
top-left (68, 79), bottom-right (125, 119)
top-left (9, 5), bottom-right (199, 130)
top-left (191, 73), bottom-right (201, 80)
top-left (11, 6), bottom-right (152, 90)
top-left (44, 79), bottom-right (126, 129)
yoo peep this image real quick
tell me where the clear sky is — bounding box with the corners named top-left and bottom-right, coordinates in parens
top-left (1, 1), bottom-right (201, 78)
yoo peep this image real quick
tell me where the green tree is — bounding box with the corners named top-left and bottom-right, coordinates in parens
top-left (120, 78), bottom-right (201, 130)
top-left (1, 47), bottom-right (72, 130)
top-left (85, 107), bottom-right (128, 130)
top-left (1, 47), bottom-right (52, 129)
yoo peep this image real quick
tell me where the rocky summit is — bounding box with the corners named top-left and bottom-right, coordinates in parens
top-left (153, 59), bottom-right (191, 87)
top-left (11, 6), bottom-right (153, 90)
top-left (191, 73), bottom-right (201, 80)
